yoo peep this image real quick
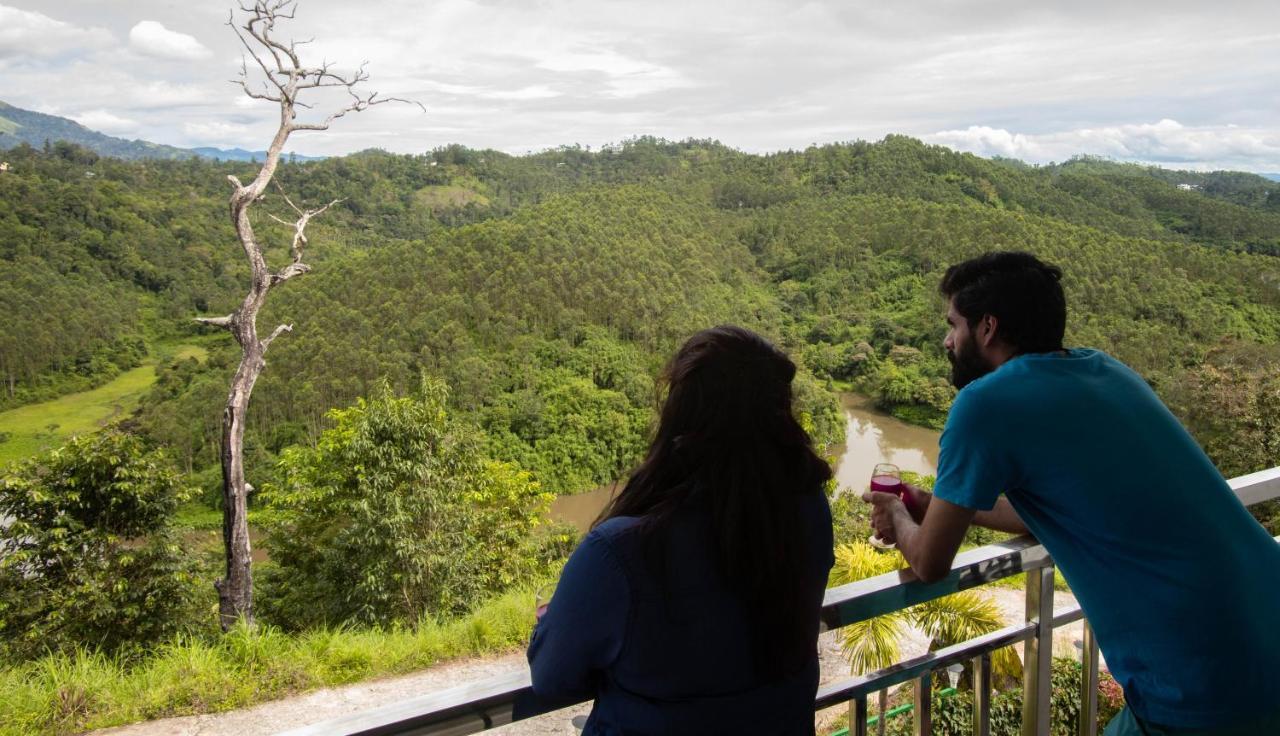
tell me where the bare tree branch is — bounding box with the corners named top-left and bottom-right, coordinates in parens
top-left (273, 181), bottom-right (305, 216)
top-left (233, 56), bottom-right (283, 102)
top-left (260, 323), bottom-right (292, 352)
top-left (271, 262), bottom-right (311, 285)
top-left (291, 94), bottom-right (423, 132)
top-left (229, 15), bottom-right (287, 97)
top-left (195, 314), bottom-right (234, 328)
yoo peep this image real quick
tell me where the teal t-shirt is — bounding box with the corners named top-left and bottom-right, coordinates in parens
top-left (934, 349), bottom-right (1280, 729)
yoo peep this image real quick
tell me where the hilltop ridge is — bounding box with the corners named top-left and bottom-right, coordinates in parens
top-left (0, 101), bottom-right (320, 162)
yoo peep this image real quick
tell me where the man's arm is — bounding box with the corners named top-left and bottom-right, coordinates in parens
top-left (865, 492), bottom-right (976, 583)
top-left (902, 483), bottom-right (1029, 535)
top-left (974, 497), bottom-right (1029, 535)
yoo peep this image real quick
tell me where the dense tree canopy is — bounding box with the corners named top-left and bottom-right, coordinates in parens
top-left (3, 134), bottom-right (1279, 499)
top-left (0, 132), bottom-right (1278, 662)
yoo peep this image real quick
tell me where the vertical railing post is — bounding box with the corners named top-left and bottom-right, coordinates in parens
top-left (973, 653), bottom-right (992, 736)
top-left (1022, 565), bottom-right (1054, 736)
top-left (1078, 621), bottom-right (1099, 736)
top-left (852, 695), bottom-right (869, 736)
top-left (913, 674), bottom-right (932, 736)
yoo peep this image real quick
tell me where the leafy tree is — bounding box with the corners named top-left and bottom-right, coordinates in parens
top-left (258, 378), bottom-right (551, 628)
top-left (1166, 341), bottom-right (1280, 478)
top-left (0, 429), bottom-right (202, 661)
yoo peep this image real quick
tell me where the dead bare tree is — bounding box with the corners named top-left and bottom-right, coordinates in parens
top-left (197, 0), bottom-right (419, 629)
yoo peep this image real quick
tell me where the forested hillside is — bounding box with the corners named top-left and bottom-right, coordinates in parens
top-left (4, 133), bottom-right (1280, 734)
top-left (3, 134), bottom-right (1280, 494)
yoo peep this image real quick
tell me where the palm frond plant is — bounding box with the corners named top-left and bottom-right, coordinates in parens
top-left (830, 541), bottom-right (1023, 734)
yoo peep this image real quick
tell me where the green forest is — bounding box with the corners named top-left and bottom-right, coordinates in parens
top-left (2, 135), bottom-right (1280, 733)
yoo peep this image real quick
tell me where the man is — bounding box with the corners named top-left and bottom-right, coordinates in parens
top-left (864, 251), bottom-right (1280, 735)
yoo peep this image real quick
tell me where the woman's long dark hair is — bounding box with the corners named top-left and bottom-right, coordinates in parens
top-left (596, 325), bottom-right (832, 677)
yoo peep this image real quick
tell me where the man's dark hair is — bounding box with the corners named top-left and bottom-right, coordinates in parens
top-left (939, 251), bottom-right (1066, 354)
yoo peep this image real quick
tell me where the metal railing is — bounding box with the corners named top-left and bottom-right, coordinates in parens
top-left (282, 466), bottom-right (1280, 736)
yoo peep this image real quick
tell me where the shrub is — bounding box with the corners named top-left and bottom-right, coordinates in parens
top-left (258, 378), bottom-right (552, 628)
top-left (0, 429), bottom-right (204, 662)
top-left (882, 658), bottom-right (1121, 736)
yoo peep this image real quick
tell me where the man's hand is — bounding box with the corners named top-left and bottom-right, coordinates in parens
top-left (863, 489), bottom-right (977, 583)
top-left (863, 491), bottom-right (910, 544)
top-left (900, 482), bottom-right (932, 524)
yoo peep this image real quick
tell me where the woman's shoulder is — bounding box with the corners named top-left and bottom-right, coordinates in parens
top-left (796, 486), bottom-right (832, 522)
top-left (591, 515), bottom-right (644, 540)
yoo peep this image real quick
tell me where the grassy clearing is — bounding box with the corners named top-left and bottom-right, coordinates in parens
top-left (168, 344), bottom-right (209, 363)
top-left (0, 343), bottom-right (206, 468)
top-left (0, 364), bottom-right (158, 467)
top-left (174, 503), bottom-right (226, 531)
top-left (0, 586), bottom-right (537, 736)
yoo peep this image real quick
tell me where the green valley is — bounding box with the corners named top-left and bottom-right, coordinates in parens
top-left (3, 134), bottom-right (1280, 734)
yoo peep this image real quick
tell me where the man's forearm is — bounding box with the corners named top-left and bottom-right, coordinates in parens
top-left (888, 506), bottom-right (929, 575)
top-left (887, 495), bottom-right (979, 584)
top-left (972, 497), bottom-right (1030, 535)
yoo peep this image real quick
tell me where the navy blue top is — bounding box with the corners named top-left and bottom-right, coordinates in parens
top-left (527, 489), bottom-right (834, 735)
top-left (933, 349), bottom-right (1280, 728)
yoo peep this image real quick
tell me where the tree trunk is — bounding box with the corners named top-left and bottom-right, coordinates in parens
top-left (199, 0), bottom-right (414, 631)
top-left (214, 340), bottom-right (263, 629)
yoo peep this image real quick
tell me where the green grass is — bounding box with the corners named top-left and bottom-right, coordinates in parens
top-left (168, 344), bottom-right (209, 363)
top-left (174, 503), bottom-right (227, 531)
top-left (0, 364), bottom-right (158, 467)
top-left (0, 343), bottom-right (206, 468)
top-left (413, 184), bottom-right (490, 211)
top-left (0, 587), bottom-right (539, 736)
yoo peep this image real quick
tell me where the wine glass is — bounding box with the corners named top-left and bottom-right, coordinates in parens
top-left (535, 583), bottom-right (555, 620)
top-left (868, 462), bottom-right (902, 549)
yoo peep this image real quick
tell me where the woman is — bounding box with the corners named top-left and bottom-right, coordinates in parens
top-left (527, 325), bottom-right (834, 735)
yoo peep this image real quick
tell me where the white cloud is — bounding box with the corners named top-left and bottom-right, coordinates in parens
top-left (421, 81), bottom-right (562, 101)
top-left (123, 80), bottom-right (213, 109)
top-left (927, 120), bottom-right (1280, 171)
top-left (70, 109), bottom-right (138, 135)
top-left (128, 20), bottom-right (212, 61)
top-left (2, 0), bottom-right (1279, 166)
top-left (0, 5), bottom-right (113, 60)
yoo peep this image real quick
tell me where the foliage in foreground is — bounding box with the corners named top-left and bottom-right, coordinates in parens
top-left (829, 541), bottom-right (1023, 689)
top-left (259, 378), bottom-right (553, 628)
top-left (0, 586), bottom-right (537, 736)
top-left (880, 658), bottom-right (1126, 736)
top-left (0, 430), bottom-right (204, 662)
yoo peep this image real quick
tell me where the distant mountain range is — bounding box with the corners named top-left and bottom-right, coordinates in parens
top-left (0, 100), bottom-right (321, 162)
top-left (2, 99), bottom-right (1278, 178)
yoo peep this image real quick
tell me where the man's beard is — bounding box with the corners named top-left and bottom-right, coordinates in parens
top-left (948, 337), bottom-right (995, 389)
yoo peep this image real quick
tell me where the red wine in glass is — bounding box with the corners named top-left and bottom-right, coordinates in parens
top-left (869, 462), bottom-right (903, 549)
top-left (870, 473), bottom-right (902, 497)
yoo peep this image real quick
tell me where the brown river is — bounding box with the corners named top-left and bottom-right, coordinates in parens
top-left (548, 394), bottom-right (941, 533)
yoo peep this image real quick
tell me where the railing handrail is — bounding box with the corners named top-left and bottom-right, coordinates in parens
top-left (281, 467), bottom-right (1280, 736)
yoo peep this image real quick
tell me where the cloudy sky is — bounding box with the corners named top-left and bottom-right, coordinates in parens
top-left (2, 0), bottom-right (1279, 171)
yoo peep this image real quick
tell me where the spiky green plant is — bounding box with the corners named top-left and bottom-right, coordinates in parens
top-left (829, 541), bottom-right (1023, 734)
